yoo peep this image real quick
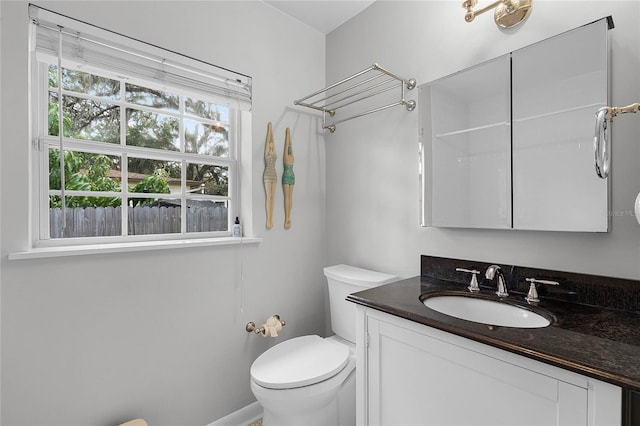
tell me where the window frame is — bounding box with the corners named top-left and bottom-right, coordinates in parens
top-left (28, 22), bottom-right (249, 248)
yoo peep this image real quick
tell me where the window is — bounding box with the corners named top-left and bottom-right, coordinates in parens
top-left (29, 6), bottom-right (252, 246)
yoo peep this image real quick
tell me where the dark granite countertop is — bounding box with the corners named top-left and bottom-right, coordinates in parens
top-left (347, 275), bottom-right (640, 392)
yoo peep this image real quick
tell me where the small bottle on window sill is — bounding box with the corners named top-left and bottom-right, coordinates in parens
top-left (232, 217), bottom-right (242, 237)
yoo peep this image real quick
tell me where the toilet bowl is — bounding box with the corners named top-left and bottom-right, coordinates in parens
top-left (251, 335), bottom-right (355, 426)
top-left (250, 265), bottom-right (398, 426)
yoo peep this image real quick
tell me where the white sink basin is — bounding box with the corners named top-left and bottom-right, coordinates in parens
top-left (422, 295), bottom-right (551, 328)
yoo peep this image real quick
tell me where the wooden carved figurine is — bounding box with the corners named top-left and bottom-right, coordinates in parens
top-left (263, 122), bottom-right (277, 229)
top-left (282, 128), bottom-right (295, 229)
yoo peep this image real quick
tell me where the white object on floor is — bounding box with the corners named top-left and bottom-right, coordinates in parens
top-left (119, 420), bottom-right (148, 426)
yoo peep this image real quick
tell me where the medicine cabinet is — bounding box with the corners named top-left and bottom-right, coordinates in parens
top-left (420, 17), bottom-right (611, 232)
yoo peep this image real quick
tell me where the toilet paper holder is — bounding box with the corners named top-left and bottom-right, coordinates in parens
top-left (246, 314), bottom-right (286, 334)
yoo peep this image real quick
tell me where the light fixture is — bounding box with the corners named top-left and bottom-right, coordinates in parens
top-left (593, 103), bottom-right (640, 225)
top-left (462, 0), bottom-right (533, 29)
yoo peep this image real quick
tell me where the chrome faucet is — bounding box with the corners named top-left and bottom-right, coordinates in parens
top-left (485, 265), bottom-right (509, 298)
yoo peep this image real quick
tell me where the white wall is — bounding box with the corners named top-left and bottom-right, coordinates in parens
top-left (2, 1), bottom-right (639, 425)
top-left (1, 1), bottom-right (326, 425)
top-left (326, 0), bottom-right (640, 280)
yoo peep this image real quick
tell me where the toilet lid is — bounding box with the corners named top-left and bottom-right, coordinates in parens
top-left (250, 335), bottom-right (349, 389)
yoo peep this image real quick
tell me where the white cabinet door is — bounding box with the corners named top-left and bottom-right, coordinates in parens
top-left (512, 19), bottom-right (609, 231)
top-left (356, 308), bottom-right (621, 426)
top-left (365, 316), bottom-right (587, 426)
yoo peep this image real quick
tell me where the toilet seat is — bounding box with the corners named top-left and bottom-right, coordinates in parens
top-left (250, 335), bottom-right (349, 390)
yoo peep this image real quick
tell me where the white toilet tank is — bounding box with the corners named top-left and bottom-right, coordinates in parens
top-left (324, 264), bottom-right (398, 343)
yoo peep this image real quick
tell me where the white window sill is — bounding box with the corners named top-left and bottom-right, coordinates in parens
top-left (8, 237), bottom-right (262, 260)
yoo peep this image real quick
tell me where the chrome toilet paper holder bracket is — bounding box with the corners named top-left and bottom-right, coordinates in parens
top-left (246, 314), bottom-right (286, 334)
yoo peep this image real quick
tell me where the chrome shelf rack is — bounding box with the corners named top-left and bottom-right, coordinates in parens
top-left (294, 63), bottom-right (416, 133)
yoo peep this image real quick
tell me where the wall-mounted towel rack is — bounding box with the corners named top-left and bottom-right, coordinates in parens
top-left (592, 102), bottom-right (640, 225)
top-left (294, 63), bottom-right (416, 133)
top-left (594, 103), bottom-right (640, 179)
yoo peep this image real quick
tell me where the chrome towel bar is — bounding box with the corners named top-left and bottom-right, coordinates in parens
top-left (294, 63), bottom-right (416, 133)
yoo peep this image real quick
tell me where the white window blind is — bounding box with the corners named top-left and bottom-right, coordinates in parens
top-left (29, 5), bottom-right (252, 111)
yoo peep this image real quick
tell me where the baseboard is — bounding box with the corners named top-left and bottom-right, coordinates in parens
top-left (207, 401), bottom-right (263, 426)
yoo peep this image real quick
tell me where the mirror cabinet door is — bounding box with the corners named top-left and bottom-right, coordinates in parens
top-left (421, 55), bottom-right (511, 229)
top-left (512, 19), bottom-right (609, 232)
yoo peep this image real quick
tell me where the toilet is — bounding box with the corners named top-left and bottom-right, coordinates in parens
top-left (250, 264), bottom-right (398, 426)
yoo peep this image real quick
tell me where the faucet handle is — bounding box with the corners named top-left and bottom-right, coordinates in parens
top-left (456, 268), bottom-right (481, 293)
top-left (525, 278), bottom-right (559, 304)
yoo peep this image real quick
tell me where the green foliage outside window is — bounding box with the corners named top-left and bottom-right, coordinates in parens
top-left (49, 150), bottom-right (122, 208)
top-left (48, 65), bottom-right (229, 209)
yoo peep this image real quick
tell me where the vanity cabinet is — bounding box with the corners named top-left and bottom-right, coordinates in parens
top-left (420, 18), bottom-right (610, 232)
top-left (355, 307), bottom-right (621, 426)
